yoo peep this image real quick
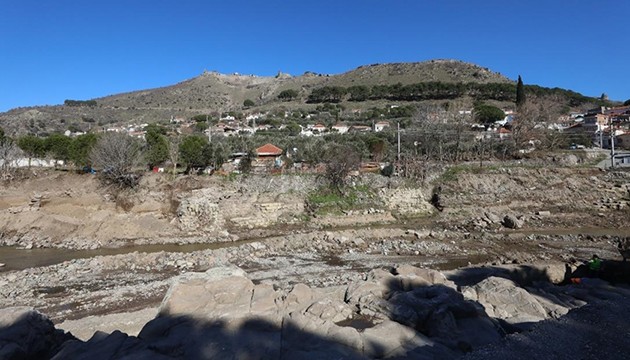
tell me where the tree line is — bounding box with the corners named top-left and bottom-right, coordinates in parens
top-left (64, 99), bottom-right (97, 107)
top-left (305, 82), bottom-right (603, 106)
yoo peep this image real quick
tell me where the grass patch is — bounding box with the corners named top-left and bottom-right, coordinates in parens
top-left (438, 164), bottom-right (494, 182)
top-left (306, 185), bottom-right (379, 216)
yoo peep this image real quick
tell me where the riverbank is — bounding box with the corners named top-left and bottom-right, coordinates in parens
top-left (2, 164), bottom-right (630, 358)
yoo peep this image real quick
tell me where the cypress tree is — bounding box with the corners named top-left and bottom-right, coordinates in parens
top-left (516, 75), bottom-right (526, 107)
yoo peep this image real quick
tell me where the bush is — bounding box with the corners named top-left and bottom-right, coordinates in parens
top-left (278, 89), bottom-right (299, 101)
top-left (381, 163), bottom-right (394, 177)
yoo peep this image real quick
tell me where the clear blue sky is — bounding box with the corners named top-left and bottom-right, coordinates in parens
top-left (1, 0), bottom-right (628, 112)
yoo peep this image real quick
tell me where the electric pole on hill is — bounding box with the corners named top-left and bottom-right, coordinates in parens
top-left (610, 115), bottom-right (615, 169)
top-left (205, 114), bottom-right (212, 143)
top-left (397, 121), bottom-right (401, 161)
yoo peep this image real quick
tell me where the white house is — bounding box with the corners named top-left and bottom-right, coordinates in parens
top-left (331, 124), bottom-right (350, 134)
top-left (374, 121), bottom-right (390, 132)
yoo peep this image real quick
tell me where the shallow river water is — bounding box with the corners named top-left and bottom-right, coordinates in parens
top-left (0, 240), bottom-right (256, 272)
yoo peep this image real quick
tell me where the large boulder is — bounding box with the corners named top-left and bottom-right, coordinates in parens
top-left (345, 266), bottom-right (504, 351)
top-left (0, 307), bottom-right (73, 360)
top-left (462, 276), bottom-right (548, 326)
top-left (159, 266), bottom-right (259, 319)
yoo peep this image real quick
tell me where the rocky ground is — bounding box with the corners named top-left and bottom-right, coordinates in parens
top-left (1, 162), bottom-right (630, 358)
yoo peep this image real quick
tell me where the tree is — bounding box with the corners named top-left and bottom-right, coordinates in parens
top-left (347, 85), bottom-right (371, 102)
top-left (0, 131), bottom-right (20, 180)
top-left (17, 135), bottom-right (46, 168)
top-left (238, 150), bottom-right (256, 174)
top-left (194, 121), bottom-right (208, 133)
top-left (145, 124), bottom-right (169, 168)
top-left (243, 99), bottom-right (255, 108)
top-left (286, 122), bottom-right (301, 136)
top-left (365, 135), bottom-right (388, 162)
top-left (624, 99), bottom-right (630, 106)
top-left (474, 103), bottom-right (505, 124)
top-left (90, 132), bottom-right (144, 187)
top-left (516, 75), bottom-right (526, 107)
top-left (69, 133), bottom-right (98, 168)
top-left (204, 141), bottom-right (230, 170)
top-left (322, 143), bottom-right (360, 194)
top-left (278, 89), bottom-right (299, 101)
top-left (44, 134), bottom-right (72, 166)
top-left (179, 135), bottom-right (208, 172)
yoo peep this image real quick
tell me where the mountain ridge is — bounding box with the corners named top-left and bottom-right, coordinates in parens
top-left (0, 60), bottom-right (598, 136)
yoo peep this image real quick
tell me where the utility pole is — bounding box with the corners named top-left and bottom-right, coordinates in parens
top-left (397, 121), bottom-right (401, 162)
top-left (206, 114), bottom-right (212, 143)
top-left (610, 116), bottom-right (615, 169)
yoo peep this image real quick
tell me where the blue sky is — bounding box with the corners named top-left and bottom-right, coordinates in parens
top-left (1, 0), bottom-right (628, 112)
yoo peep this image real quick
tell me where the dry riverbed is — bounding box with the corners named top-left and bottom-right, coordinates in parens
top-left (1, 165), bottom-right (630, 355)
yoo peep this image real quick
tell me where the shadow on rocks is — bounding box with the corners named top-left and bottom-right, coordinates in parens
top-left (0, 307), bottom-right (74, 360)
top-left (52, 315), bottom-right (371, 360)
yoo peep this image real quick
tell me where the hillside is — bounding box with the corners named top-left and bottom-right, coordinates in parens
top-left (0, 59), bottom-right (602, 135)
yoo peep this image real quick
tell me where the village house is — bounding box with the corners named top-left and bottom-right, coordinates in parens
top-left (253, 143), bottom-right (284, 172)
top-left (497, 127), bottom-right (512, 140)
top-left (374, 121), bottom-right (390, 132)
top-left (309, 124), bottom-right (327, 135)
top-left (331, 124), bottom-right (350, 134)
top-left (349, 125), bottom-right (371, 133)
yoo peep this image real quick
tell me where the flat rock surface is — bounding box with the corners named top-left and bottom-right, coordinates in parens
top-left (464, 294), bottom-right (630, 359)
top-left (56, 307), bottom-right (158, 341)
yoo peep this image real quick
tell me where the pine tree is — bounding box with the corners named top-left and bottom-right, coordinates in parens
top-left (516, 75), bottom-right (526, 107)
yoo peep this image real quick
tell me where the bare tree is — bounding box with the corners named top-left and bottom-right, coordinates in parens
top-left (0, 139), bottom-right (21, 181)
top-left (90, 132), bottom-right (144, 187)
top-left (411, 103), bottom-right (478, 163)
top-left (511, 96), bottom-right (565, 151)
top-left (322, 143), bottom-right (360, 194)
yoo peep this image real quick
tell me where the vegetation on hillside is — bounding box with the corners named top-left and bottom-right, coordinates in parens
top-left (64, 99), bottom-right (97, 107)
top-left (307, 82), bottom-right (608, 107)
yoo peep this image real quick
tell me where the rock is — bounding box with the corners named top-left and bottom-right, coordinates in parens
top-left (392, 265), bottom-right (457, 291)
top-left (462, 276), bottom-right (548, 326)
top-left (281, 313), bottom-right (364, 359)
top-left (159, 266), bottom-right (254, 319)
top-left (0, 306), bottom-right (73, 360)
top-left (57, 308), bottom-right (158, 341)
top-left (285, 283), bottom-right (315, 312)
top-left (53, 330), bottom-right (170, 360)
top-left (361, 319), bottom-right (452, 359)
top-left (618, 237), bottom-right (630, 261)
top-left (303, 298), bottom-right (354, 322)
top-left (407, 229), bottom-right (431, 239)
top-left (352, 237), bottom-right (366, 247)
top-left (484, 211), bottom-right (501, 224)
top-left (502, 214), bottom-right (524, 229)
top-left (559, 154), bottom-right (579, 166)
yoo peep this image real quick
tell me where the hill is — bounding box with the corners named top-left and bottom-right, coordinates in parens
top-left (0, 60), bottom-right (605, 135)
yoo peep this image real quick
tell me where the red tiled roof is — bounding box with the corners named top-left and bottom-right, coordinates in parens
top-left (256, 143), bottom-right (283, 156)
